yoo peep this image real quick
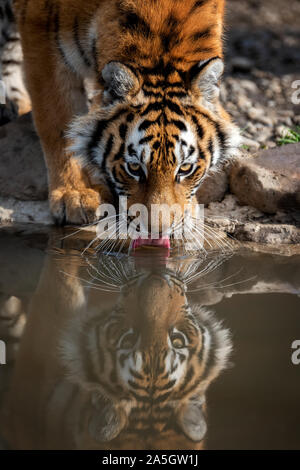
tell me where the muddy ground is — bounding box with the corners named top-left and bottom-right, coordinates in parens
top-left (224, 0), bottom-right (300, 149)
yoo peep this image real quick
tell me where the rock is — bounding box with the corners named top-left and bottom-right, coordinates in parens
top-left (238, 79), bottom-right (258, 94)
top-left (0, 113), bottom-right (47, 201)
top-left (237, 95), bottom-right (252, 111)
top-left (205, 194), bottom-right (300, 245)
top-left (255, 128), bottom-right (272, 143)
top-left (229, 143), bottom-right (300, 213)
top-left (234, 223), bottom-right (300, 244)
top-left (0, 99), bottom-right (18, 127)
top-left (230, 56), bottom-right (254, 73)
top-left (265, 141), bottom-right (277, 149)
top-left (247, 107), bottom-right (264, 121)
top-left (197, 168), bottom-right (228, 205)
top-left (275, 125), bottom-right (289, 137)
top-left (241, 136), bottom-right (260, 150)
top-left (0, 196), bottom-right (52, 225)
top-left (247, 108), bottom-right (274, 126)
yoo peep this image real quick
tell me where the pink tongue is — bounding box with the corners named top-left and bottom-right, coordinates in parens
top-left (132, 237), bottom-right (170, 252)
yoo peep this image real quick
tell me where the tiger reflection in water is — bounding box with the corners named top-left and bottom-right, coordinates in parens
top-left (2, 251), bottom-right (231, 450)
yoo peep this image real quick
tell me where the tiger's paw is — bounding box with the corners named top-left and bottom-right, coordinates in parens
top-left (50, 187), bottom-right (101, 225)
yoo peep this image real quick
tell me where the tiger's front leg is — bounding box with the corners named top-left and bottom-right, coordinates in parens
top-left (20, 33), bottom-right (101, 225)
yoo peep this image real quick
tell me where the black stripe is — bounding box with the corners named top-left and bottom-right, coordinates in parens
top-left (88, 108), bottom-right (127, 159)
top-left (167, 91), bottom-right (187, 99)
top-left (129, 368), bottom-right (144, 380)
top-left (127, 143), bottom-right (136, 157)
top-left (194, 46), bottom-right (214, 54)
top-left (73, 16), bottom-right (92, 68)
top-left (171, 120), bottom-right (187, 132)
top-left (189, 56), bottom-right (221, 84)
top-left (113, 142), bottom-right (125, 161)
top-left (198, 146), bottom-right (205, 159)
top-left (119, 123), bottom-right (128, 140)
top-left (128, 380), bottom-right (148, 391)
top-left (191, 115), bottom-right (204, 139)
top-left (208, 137), bottom-right (214, 157)
top-left (215, 122), bottom-right (227, 150)
top-left (122, 43), bottom-right (139, 57)
top-left (143, 89), bottom-right (163, 98)
top-left (139, 60), bottom-right (175, 78)
top-left (138, 119), bottom-right (157, 132)
top-left (101, 134), bottom-right (114, 168)
top-left (120, 12), bottom-right (153, 39)
top-left (5, 1), bottom-right (14, 22)
top-left (165, 100), bottom-right (184, 116)
top-left (154, 379), bottom-right (176, 391)
top-left (190, 27), bottom-right (212, 42)
top-left (44, 0), bottom-right (54, 33)
top-left (190, 0), bottom-right (208, 14)
top-left (54, 9), bottom-right (76, 73)
top-left (178, 365), bottom-right (194, 392)
top-left (112, 166), bottom-right (124, 185)
top-left (126, 112), bottom-right (135, 122)
top-left (92, 38), bottom-right (98, 72)
top-left (20, 0), bottom-right (29, 24)
top-left (88, 120), bottom-right (109, 160)
top-left (2, 59), bottom-right (22, 66)
top-left (149, 150), bottom-right (155, 165)
top-left (139, 135), bottom-right (154, 145)
top-left (152, 390), bottom-right (172, 403)
top-left (141, 102), bottom-right (162, 116)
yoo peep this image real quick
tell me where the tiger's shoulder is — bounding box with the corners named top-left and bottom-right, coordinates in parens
top-left (13, 0), bottom-right (225, 77)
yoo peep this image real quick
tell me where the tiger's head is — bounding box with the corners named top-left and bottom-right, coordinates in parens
top-left (68, 58), bottom-right (240, 240)
top-left (60, 257), bottom-right (232, 448)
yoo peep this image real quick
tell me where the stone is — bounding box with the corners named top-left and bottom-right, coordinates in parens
top-left (234, 223), bottom-right (300, 244)
top-left (230, 56), bottom-right (254, 73)
top-left (0, 113), bottom-right (48, 201)
top-left (241, 137), bottom-right (260, 150)
top-left (197, 168), bottom-right (228, 205)
top-left (205, 194), bottom-right (300, 245)
top-left (229, 143), bottom-right (300, 213)
top-left (0, 196), bottom-right (52, 225)
top-left (237, 95), bottom-right (252, 111)
top-left (238, 79), bottom-right (258, 93)
top-left (275, 125), bottom-right (289, 137)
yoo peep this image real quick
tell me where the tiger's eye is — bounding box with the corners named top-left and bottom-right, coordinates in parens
top-left (127, 162), bottom-right (141, 174)
top-left (170, 333), bottom-right (186, 349)
top-left (178, 163), bottom-right (193, 175)
top-left (120, 331), bottom-right (138, 349)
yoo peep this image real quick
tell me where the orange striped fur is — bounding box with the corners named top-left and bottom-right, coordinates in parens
top-left (13, 0), bottom-right (240, 227)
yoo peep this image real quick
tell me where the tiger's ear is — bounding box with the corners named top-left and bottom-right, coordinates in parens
top-left (190, 57), bottom-right (224, 103)
top-left (102, 61), bottom-right (140, 103)
top-left (177, 398), bottom-right (207, 442)
top-left (89, 399), bottom-right (127, 442)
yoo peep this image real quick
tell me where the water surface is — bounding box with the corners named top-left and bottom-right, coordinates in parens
top-left (0, 227), bottom-right (299, 450)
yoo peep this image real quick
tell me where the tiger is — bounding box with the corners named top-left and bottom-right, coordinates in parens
top-left (1, 251), bottom-right (232, 450)
top-left (0, 0), bottom-right (30, 125)
top-left (13, 0), bottom-right (241, 235)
